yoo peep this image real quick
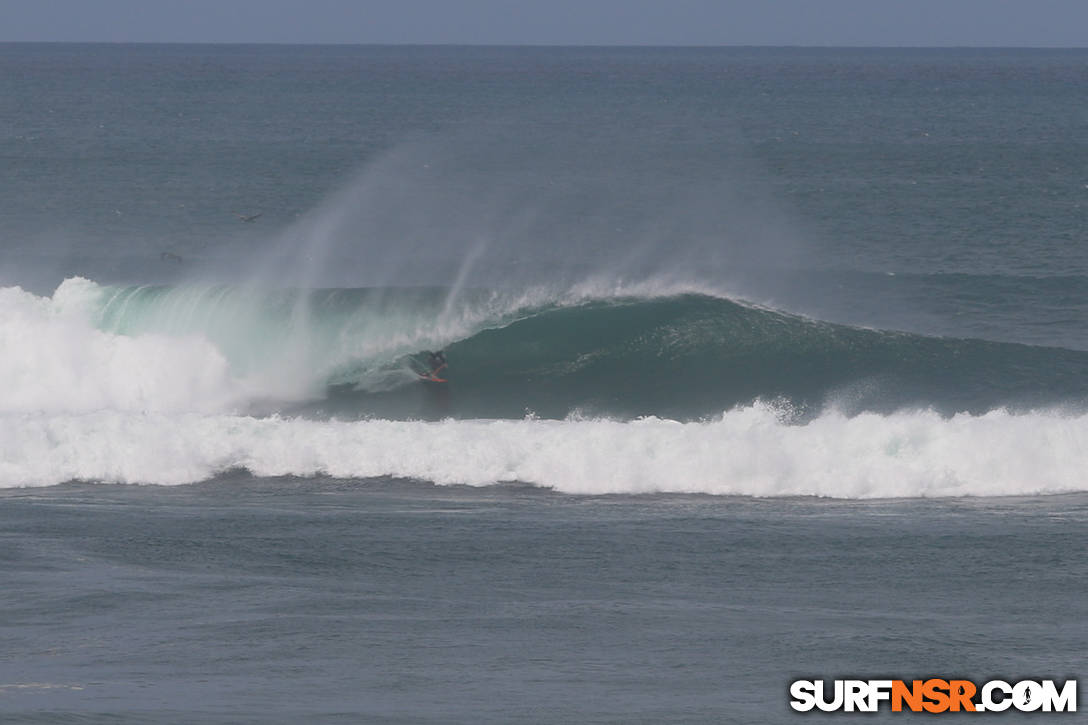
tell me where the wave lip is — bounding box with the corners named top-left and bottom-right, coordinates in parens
top-left (6, 277), bottom-right (1088, 421)
top-left (3, 405), bottom-right (1086, 498)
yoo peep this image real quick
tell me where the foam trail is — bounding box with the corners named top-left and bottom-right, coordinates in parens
top-left (3, 405), bottom-right (1086, 497)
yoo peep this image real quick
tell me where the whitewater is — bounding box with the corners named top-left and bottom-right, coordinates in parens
top-left (4, 276), bottom-right (1087, 497)
top-left (6, 407), bottom-right (1088, 497)
top-left (5, 45), bottom-right (1088, 725)
top-left (6, 48), bottom-right (1088, 506)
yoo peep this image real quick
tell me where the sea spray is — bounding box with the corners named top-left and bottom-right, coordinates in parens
top-left (0, 279), bottom-right (240, 414)
top-left (6, 278), bottom-right (1088, 420)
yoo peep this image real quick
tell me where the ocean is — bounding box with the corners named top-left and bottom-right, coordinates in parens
top-left (0, 44), bottom-right (1085, 722)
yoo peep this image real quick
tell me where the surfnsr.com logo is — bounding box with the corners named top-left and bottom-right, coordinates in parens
top-left (790, 679), bottom-right (1077, 713)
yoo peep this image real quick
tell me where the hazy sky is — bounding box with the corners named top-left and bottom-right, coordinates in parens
top-left (2, 0), bottom-right (1087, 46)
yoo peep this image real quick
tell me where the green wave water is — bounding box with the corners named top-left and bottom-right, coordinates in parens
top-left (89, 282), bottom-right (1088, 421)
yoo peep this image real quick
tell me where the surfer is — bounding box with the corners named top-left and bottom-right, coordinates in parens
top-left (412, 350), bottom-right (448, 382)
top-left (426, 351), bottom-right (448, 377)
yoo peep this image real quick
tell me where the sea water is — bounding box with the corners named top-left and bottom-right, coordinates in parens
top-left (0, 45), bottom-right (1085, 722)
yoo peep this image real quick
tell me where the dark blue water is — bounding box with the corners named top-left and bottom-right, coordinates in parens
top-left (4, 45), bottom-right (1088, 351)
top-left (2, 45), bottom-right (1087, 721)
top-left (2, 479), bottom-right (1085, 723)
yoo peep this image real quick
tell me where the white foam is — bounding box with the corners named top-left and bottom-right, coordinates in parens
top-left (0, 278), bottom-right (544, 412)
top-left (4, 278), bottom-right (1085, 498)
top-left (0, 277), bottom-right (740, 416)
top-left (0, 279), bottom-right (245, 414)
top-left (2, 404), bottom-right (1085, 498)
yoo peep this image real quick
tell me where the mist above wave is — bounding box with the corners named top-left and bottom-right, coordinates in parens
top-left (5, 276), bottom-right (1088, 421)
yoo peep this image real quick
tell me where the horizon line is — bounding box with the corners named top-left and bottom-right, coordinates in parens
top-left (2, 40), bottom-right (1087, 50)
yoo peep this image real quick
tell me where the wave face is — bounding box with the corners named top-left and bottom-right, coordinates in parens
top-left (5, 277), bottom-right (1088, 420)
top-left (3, 278), bottom-right (1088, 496)
top-left (425, 292), bottom-right (1088, 420)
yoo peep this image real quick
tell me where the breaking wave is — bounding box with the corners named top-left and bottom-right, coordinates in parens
top-left (3, 405), bottom-right (1087, 497)
top-left (2, 277), bottom-right (1087, 496)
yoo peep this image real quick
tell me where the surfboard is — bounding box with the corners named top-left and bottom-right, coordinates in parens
top-left (409, 354), bottom-right (447, 383)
